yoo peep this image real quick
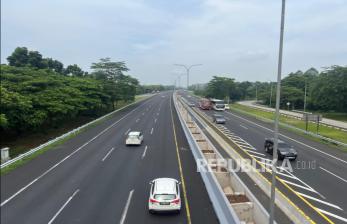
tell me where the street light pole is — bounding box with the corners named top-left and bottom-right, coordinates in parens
top-left (269, 0), bottom-right (286, 224)
top-left (304, 80), bottom-right (307, 112)
top-left (270, 82), bottom-right (273, 108)
top-left (174, 64), bottom-right (202, 89)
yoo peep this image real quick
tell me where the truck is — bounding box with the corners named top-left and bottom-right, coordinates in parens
top-left (199, 98), bottom-right (212, 110)
top-left (210, 99), bottom-right (226, 111)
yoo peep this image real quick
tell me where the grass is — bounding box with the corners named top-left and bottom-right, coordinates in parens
top-left (1, 95), bottom-right (152, 175)
top-left (231, 104), bottom-right (347, 146)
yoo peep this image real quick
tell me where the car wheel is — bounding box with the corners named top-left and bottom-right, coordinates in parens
top-left (149, 209), bottom-right (154, 214)
top-left (176, 209), bottom-right (181, 214)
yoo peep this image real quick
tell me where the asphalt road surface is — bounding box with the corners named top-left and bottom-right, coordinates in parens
top-left (182, 91), bottom-right (347, 224)
top-left (1, 92), bottom-right (218, 224)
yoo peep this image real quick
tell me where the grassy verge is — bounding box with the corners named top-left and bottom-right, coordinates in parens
top-left (1, 95), bottom-right (152, 175)
top-left (231, 104), bottom-right (347, 151)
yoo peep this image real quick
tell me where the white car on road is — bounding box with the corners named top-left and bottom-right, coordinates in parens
top-left (125, 131), bottom-right (143, 146)
top-left (148, 178), bottom-right (181, 213)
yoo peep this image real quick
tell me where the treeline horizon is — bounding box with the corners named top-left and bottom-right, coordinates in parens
top-left (190, 66), bottom-right (347, 113)
top-left (0, 47), bottom-right (169, 138)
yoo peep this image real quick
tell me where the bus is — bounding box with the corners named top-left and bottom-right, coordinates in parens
top-left (210, 99), bottom-right (225, 111)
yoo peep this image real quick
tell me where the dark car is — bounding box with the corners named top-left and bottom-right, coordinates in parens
top-left (212, 114), bottom-right (226, 124)
top-left (264, 138), bottom-right (297, 160)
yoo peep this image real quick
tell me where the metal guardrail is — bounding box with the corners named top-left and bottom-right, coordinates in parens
top-left (230, 107), bottom-right (347, 148)
top-left (1, 95), bottom-right (154, 169)
top-left (173, 95), bottom-right (240, 224)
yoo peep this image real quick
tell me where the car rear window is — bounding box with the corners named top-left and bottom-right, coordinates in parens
top-left (154, 194), bottom-right (176, 200)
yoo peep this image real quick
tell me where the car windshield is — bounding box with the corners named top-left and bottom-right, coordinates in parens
top-left (278, 142), bottom-right (289, 148)
top-left (128, 135), bottom-right (139, 139)
top-left (154, 194), bottom-right (176, 200)
top-left (216, 104), bottom-right (225, 108)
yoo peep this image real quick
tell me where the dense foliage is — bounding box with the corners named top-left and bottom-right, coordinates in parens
top-left (190, 66), bottom-right (347, 112)
top-left (0, 47), bottom-right (140, 135)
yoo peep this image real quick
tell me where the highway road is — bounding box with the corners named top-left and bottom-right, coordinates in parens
top-left (181, 92), bottom-right (347, 224)
top-left (1, 92), bottom-right (218, 224)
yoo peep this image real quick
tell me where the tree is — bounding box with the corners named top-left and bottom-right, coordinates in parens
top-left (91, 58), bottom-right (129, 80)
top-left (47, 58), bottom-right (64, 73)
top-left (206, 76), bottom-right (236, 101)
top-left (65, 64), bottom-right (84, 76)
top-left (27, 51), bottom-right (47, 69)
top-left (7, 47), bottom-right (29, 67)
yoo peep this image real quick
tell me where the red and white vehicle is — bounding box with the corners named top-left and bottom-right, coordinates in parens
top-left (148, 178), bottom-right (181, 213)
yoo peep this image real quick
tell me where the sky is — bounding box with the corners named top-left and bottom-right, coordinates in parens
top-left (1, 0), bottom-right (347, 85)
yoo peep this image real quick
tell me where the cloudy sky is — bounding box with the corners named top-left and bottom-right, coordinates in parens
top-left (1, 0), bottom-right (346, 85)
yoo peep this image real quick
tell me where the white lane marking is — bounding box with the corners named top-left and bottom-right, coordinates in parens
top-left (157, 113), bottom-right (159, 116)
top-left (245, 150), bottom-right (266, 156)
top-left (124, 128), bottom-right (131, 135)
top-left (0, 99), bottom-right (151, 207)
top-left (225, 111), bottom-right (347, 165)
top-left (142, 146), bottom-right (148, 159)
top-left (240, 124), bottom-right (248, 130)
top-left (317, 208), bottom-right (347, 223)
top-left (119, 189), bottom-right (134, 224)
top-left (102, 147), bottom-right (115, 162)
top-left (251, 155), bottom-right (272, 162)
top-left (142, 113), bottom-right (144, 116)
top-left (154, 118), bottom-right (157, 123)
top-left (136, 118), bottom-right (140, 123)
top-left (297, 192), bottom-right (343, 211)
top-left (48, 189), bottom-right (80, 224)
top-left (281, 179), bottom-right (317, 193)
top-left (320, 167), bottom-right (347, 183)
top-left (150, 128), bottom-right (154, 135)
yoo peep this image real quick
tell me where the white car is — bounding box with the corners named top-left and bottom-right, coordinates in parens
top-left (125, 131), bottom-right (143, 146)
top-left (148, 178), bottom-right (181, 213)
top-left (224, 104), bottom-right (230, 110)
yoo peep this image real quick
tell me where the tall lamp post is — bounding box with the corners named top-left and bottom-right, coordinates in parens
top-left (269, 0), bottom-right (286, 224)
top-left (174, 64), bottom-right (202, 89)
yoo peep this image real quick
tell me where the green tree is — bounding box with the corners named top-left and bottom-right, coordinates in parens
top-left (7, 47), bottom-right (29, 67)
top-left (65, 64), bottom-right (84, 76)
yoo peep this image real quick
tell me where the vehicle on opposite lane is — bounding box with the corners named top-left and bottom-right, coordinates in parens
top-left (125, 131), bottom-right (144, 146)
top-left (264, 138), bottom-right (298, 160)
top-left (148, 178), bottom-right (181, 214)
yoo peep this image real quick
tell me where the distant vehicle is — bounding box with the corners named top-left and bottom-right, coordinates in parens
top-left (224, 104), bottom-right (230, 110)
top-left (212, 114), bottom-right (226, 124)
top-left (126, 131), bottom-right (144, 146)
top-left (199, 98), bottom-right (212, 110)
top-left (264, 138), bottom-right (297, 160)
top-left (211, 99), bottom-right (225, 111)
top-left (148, 178), bottom-right (181, 213)
top-left (188, 102), bottom-right (195, 107)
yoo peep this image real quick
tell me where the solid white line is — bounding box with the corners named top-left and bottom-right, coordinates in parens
top-left (245, 150), bottom-right (266, 156)
top-left (225, 111), bottom-right (347, 165)
top-left (320, 167), bottom-right (347, 183)
top-left (0, 99), bottom-right (151, 207)
top-left (102, 147), bottom-right (115, 162)
top-left (48, 189), bottom-right (80, 224)
top-left (150, 128), bottom-right (154, 135)
top-left (142, 146), bottom-right (148, 159)
top-left (124, 128), bottom-right (131, 135)
top-left (317, 208), bottom-right (347, 223)
top-left (240, 124), bottom-right (248, 129)
top-left (280, 179), bottom-right (317, 193)
top-left (119, 189), bottom-right (134, 224)
top-left (297, 192), bottom-right (343, 210)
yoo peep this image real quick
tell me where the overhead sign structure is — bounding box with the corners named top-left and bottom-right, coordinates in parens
top-left (303, 114), bottom-right (323, 133)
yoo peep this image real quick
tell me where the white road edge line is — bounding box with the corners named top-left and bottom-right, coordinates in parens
top-left (0, 99), bottom-right (151, 207)
top-left (102, 147), bottom-right (115, 162)
top-left (48, 189), bottom-right (80, 224)
top-left (142, 146), bottom-right (148, 159)
top-left (320, 166), bottom-right (347, 183)
top-left (119, 189), bottom-right (134, 224)
top-left (297, 192), bottom-right (343, 211)
top-left (317, 208), bottom-right (347, 223)
top-left (240, 124), bottom-right (248, 129)
top-left (226, 111), bottom-right (347, 165)
top-left (150, 128), bottom-right (154, 135)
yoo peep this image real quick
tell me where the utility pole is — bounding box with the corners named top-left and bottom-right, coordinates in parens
top-left (255, 84), bottom-right (258, 102)
top-left (270, 82), bottom-right (273, 108)
top-left (174, 64), bottom-right (202, 89)
top-left (304, 80), bottom-right (307, 112)
top-left (270, 0), bottom-right (286, 224)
